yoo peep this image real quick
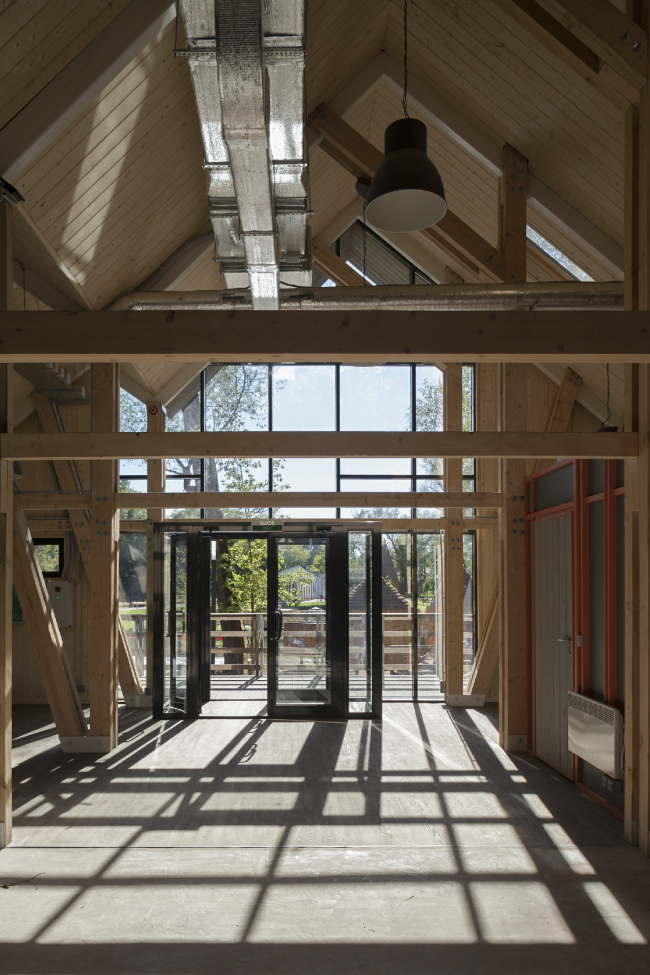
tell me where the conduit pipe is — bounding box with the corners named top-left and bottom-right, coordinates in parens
top-left (110, 281), bottom-right (624, 312)
top-left (179, 0), bottom-right (309, 310)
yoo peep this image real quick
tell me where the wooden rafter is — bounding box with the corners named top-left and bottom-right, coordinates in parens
top-left (542, 0), bottom-right (648, 90)
top-left (491, 0), bottom-right (640, 107)
top-left (312, 238), bottom-right (365, 286)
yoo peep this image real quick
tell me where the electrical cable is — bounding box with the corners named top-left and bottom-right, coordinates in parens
top-left (403, 0), bottom-right (409, 119)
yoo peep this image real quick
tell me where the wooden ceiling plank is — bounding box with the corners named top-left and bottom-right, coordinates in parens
top-left (0, 0), bottom-right (133, 130)
top-left (387, 4), bottom-right (625, 217)
top-left (12, 205), bottom-right (94, 311)
top-left (29, 70), bottom-right (196, 241)
top-left (0, 0), bottom-right (177, 182)
top-left (18, 31), bottom-right (181, 223)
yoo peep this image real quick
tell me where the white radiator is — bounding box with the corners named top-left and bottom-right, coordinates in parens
top-left (567, 692), bottom-right (623, 779)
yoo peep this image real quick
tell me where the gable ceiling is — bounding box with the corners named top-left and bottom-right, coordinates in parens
top-left (0, 0), bottom-right (631, 415)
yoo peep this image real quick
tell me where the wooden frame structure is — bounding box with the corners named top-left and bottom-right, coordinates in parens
top-left (1, 0), bottom-right (650, 867)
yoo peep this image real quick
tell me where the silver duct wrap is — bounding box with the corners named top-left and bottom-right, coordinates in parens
top-left (179, 0), bottom-right (309, 310)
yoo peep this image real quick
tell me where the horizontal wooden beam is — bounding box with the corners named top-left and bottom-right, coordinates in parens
top-left (118, 491), bottom-right (504, 509)
top-left (116, 517), bottom-right (498, 531)
top-left (0, 310), bottom-right (648, 362)
top-left (2, 431), bottom-right (637, 460)
top-left (15, 492), bottom-right (90, 510)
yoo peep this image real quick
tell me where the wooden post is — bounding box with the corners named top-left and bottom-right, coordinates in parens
top-left (145, 402), bottom-right (164, 696)
top-left (89, 364), bottom-right (119, 750)
top-left (444, 362), bottom-right (465, 699)
top-left (499, 364), bottom-right (528, 751)
top-left (502, 144), bottom-right (528, 283)
top-left (0, 198), bottom-right (12, 847)
top-left (475, 363), bottom-right (502, 703)
top-left (147, 403), bottom-right (164, 522)
top-left (624, 91), bottom-right (641, 847)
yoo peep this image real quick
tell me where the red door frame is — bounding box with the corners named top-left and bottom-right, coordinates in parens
top-left (525, 459), bottom-right (623, 818)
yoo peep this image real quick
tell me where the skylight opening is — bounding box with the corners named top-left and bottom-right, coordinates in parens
top-left (526, 226), bottom-right (594, 282)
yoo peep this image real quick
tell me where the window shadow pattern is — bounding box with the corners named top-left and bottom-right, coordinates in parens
top-left (2, 703), bottom-right (649, 975)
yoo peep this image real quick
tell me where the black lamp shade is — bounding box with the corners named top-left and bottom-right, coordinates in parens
top-left (365, 118), bottom-right (447, 233)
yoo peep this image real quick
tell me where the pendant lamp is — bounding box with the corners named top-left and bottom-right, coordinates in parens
top-left (364, 1), bottom-right (446, 233)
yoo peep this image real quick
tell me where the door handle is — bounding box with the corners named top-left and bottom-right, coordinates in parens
top-left (558, 637), bottom-right (572, 654)
top-left (275, 609), bottom-right (284, 641)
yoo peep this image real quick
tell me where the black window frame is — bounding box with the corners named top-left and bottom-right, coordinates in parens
top-left (32, 537), bottom-right (64, 578)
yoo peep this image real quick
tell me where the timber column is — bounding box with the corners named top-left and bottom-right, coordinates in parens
top-left (0, 198), bottom-right (13, 845)
top-left (146, 402), bottom-right (164, 695)
top-left (444, 363), bottom-right (465, 699)
top-left (90, 364), bottom-right (119, 750)
top-left (499, 364), bottom-right (527, 751)
top-left (498, 141), bottom-right (528, 752)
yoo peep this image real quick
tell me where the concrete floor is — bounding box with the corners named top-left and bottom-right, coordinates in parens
top-left (1, 703), bottom-right (649, 974)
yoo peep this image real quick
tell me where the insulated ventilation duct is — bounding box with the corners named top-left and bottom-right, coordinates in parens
top-left (178, 0), bottom-right (310, 310)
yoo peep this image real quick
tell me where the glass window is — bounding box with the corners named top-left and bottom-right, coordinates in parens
top-left (32, 538), bottom-right (63, 577)
top-left (417, 533), bottom-right (444, 701)
top-left (382, 534), bottom-right (413, 699)
top-left (119, 390), bottom-right (147, 483)
top-left (273, 458), bottom-right (336, 519)
top-left (463, 532), bottom-right (477, 687)
top-left (120, 390), bottom-right (147, 432)
top-left (340, 365), bottom-right (411, 431)
top-left (341, 458), bottom-right (412, 476)
top-left (526, 226), bottom-right (594, 282)
top-left (119, 532), bottom-right (147, 684)
top-left (415, 366), bottom-right (444, 431)
top-left (272, 365), bottom-right (335, 431)
top-left (341, 477), bottom-right (412, 494)
top-left (205, 364), bottom-right (268, 432)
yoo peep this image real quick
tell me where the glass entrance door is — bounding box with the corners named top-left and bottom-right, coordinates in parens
top-left (267, 534), bottom-right (349, 719)
top-left (153, 528), bottom-right (196, 718)
top-left (152, 522), bottom-right (382, 720)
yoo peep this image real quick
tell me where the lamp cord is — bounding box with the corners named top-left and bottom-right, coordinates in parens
top-left (403, 0), bottom-right (409, 119)
top-left (362, 202), bottom-right (368, 285)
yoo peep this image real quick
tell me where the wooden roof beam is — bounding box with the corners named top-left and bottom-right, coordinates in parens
top-left (312, 238), bottom-right (365, 286)
top-left (491, 0), bottom-right (641, 106)
top-left (541, 0), bottom-right (648, 91)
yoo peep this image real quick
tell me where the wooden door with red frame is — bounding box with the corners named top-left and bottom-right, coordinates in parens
top-left (530, 509), bottom-right (574, 777)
